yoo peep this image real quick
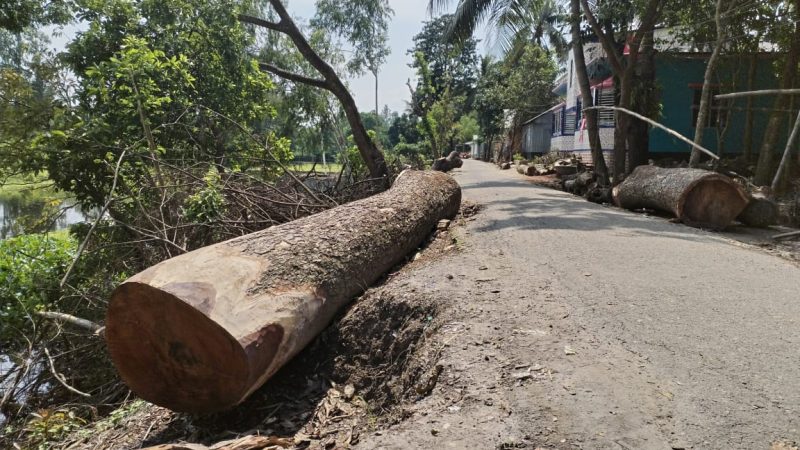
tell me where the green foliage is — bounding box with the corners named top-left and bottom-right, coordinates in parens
top-left (0, 232), bottom-right (75, 346)
top-left (456, 112), bottom-right (480, 143)
top-left (312, 0), bottom-right (393, 77)
top-left (48, 0), bottom-right (277, 207)
top-left (409, 15), bottom-right (480, 110)
top-left (0, 0), bottom-right (73, 33)
top-left (339, 130), bottom-right (377, 177)
top-left (24, 408), bottom-right (87, 450)
top-left (387, 113), bottom-right (421, 147)
top-left (183, 168), bottom-right (225, 223)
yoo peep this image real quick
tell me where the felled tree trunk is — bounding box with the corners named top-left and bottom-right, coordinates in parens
top-left (612, 166), bottom-right (749, 230)
top-left (432, 151), bottom-right (463, 173)
top-left (737, 196), bottom-right (779, 228)
top-left (105, 171), bottom-right (461, 414)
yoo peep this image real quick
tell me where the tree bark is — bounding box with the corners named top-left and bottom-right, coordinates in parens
top-left (432, 151), bottom-right (463, 172)
top-left (105, 170), bottom-right (461, 413)
top-left (612, 165), bottom-right (749, 230)
top-left (570, 0), bottom-right (609, 186)
top-left (754, 0), bottom-right (800, 185)
top-left (239, 3), bottom-right (388, 182)
top-left (628, 29), bottom-right (656, 171)
top-left (738, 196), bottom-right (779, 228)
top-left (690, 0), bottom-right (728, 167)
top-left (581, 0), bottom-right (661, 181)
top-left (743, 52), bottom-right (758, 160)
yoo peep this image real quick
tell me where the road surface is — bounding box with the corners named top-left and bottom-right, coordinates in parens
top-left (361, 159), bottom-right (800, 449)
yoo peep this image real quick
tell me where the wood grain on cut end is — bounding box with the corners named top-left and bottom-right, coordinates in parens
top-left (106, 282), bottom-right (251, 413)
top-left (614, 166), bottom-right (748, 230)
top-left (681, 179), bottom-right (749, 230)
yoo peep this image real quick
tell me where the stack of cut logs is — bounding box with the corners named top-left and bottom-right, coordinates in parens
top-left (503, 157), bottom-right (779, 231)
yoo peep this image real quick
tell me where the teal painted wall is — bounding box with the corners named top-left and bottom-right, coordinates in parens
top-left (650, 54), bottom-right (787, 155)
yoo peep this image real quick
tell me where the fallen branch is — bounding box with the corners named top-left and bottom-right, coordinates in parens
top-left (773, 230), bottom-right (800, 240)
top-left (60, 150), bottom-right (127, 288)
top-left (43, 347), bottom-right (91, 397)
top-left (36, 311), bottom-right (104, 335)
top-left (583, 106), bottom-right (720, 161)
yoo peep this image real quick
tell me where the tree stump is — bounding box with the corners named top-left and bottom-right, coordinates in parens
top-left (105, 170), bottom-right (461, 413)
top-left (738, 197), bottom-right (779, 228)
top-left (612, 166), bottom-right (749, 230)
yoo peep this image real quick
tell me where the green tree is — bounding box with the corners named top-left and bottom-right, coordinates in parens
top-left (312, 0), bottom-right (393, 114)
top-left (0, 0), bottom-right (72, 32)
top-left (409, 14), bottom-right (480, 109)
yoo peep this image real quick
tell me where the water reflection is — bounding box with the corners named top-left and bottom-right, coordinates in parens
top-left (0, 191), bottom-right (93, 239)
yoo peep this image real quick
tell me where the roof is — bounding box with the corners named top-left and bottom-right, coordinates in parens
top-left (523, 103), bottom-right (565, 126)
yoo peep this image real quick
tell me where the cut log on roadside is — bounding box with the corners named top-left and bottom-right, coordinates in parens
top-left (612, 166), bottom-right (749, 230)
top-left (432, 151), bottom-right (463, 173)
top-left (520, 164), bottom-right (537, 176)
top-left (105, 170), bottom-right (461, 414)
top-left (737, 196), bottom-right (779, 228)
top-left (586, 184), bottom-right (612, 204)
top-left (500, 162), bottom-right (511, 170)
top-left (534, 164), bottom-right (553, 176)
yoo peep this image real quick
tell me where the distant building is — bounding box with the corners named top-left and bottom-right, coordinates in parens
top-left (522, 36), bottom-right (791, 165)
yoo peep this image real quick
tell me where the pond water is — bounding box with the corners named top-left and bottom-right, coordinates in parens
top-left (0, 193), bottom-right (94, 240)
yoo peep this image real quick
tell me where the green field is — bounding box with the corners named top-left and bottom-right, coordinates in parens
top-left (287, 162), bottom-right (344, 174)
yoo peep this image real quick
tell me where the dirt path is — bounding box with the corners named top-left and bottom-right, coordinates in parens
top-left (359, 160), bottom-right (800, 450)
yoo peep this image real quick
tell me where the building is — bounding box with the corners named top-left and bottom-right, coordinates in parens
top-left (524, 37), bottom-right (790, 165)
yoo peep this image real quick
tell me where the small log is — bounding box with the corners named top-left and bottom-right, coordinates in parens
top-left (586, 184), bottom-right (613, 204)
top-left (500, 162), bottom-right (511, 170)
top-left (612, 166), bottom-right (749, 230)
top-left (516, 164), bottom-right (525, 174)
top-left (534, 164), bottom-right (553, 176)
top-left (105, 170), bottom-right (461, 413)
top-left (737, 197), bottom-right (779, 228)
top-left (520, 165), bottom-right (537, 176)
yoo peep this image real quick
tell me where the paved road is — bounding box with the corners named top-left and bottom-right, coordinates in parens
top-left (362, 160), bottom-right (800, 449)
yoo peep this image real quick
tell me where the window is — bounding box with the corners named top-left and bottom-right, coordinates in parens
top-left (691, 87), bottom-right (727, 128)
top-left (594, 87), bottom-right (615, 127)
top-left (553, 109), bottom-right (563, 136)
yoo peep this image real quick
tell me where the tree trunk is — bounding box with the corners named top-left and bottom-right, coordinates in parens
top-left (690, 0), bottom-right (728, 167)
top-left (628, 30), bottom-right (656, 171)
top-left (374, 69), bottom-right (379, 115)
top-left (105, 170), bottom-right (461, 413)
top-left (570, 0), bottom-right (609, 186)
top-left (754, 0), bottom-right (800, 185)
top-left (743, 52), bottom-right (758, 160)
top-left (239, 4), bottom-right (388, 181)
top-left (614, 72), bottom-right (633, 180)
top-left (612, 165), bottom-right (749, 230)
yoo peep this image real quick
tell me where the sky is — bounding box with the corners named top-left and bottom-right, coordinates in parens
top-left (47, 0), bottom-right (464, 115)
top-left (287, 0), bottom-right (440, 114)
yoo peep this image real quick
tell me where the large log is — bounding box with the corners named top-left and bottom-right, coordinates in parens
top-left (432, 151), bottom-right (463, 173)
top-left (105, 170), bottom-right (461, 413)
top-left (612, 166), bottom-right (749, 230)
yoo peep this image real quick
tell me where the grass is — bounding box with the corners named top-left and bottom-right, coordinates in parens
top-left (287, 162), bottom-right (343, 174)
top-left (0, 173), bottom-right (60, 199)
